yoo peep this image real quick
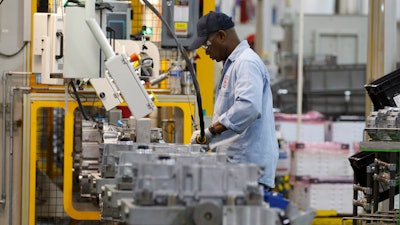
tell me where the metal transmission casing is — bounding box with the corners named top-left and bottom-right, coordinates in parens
top-left (118, 160), bottom-right (278, 225)
top-left (79, 140), bottom-right (282, 224)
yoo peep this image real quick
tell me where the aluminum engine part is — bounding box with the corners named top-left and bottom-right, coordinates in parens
top-left (88, 142), bottom-right (278, 225)
top-left (117, 159), bottom-right (273, 225)
top-left (365, 107), bottom-right (400, 141)
top-left (93, 143), bottom-right (227, 221)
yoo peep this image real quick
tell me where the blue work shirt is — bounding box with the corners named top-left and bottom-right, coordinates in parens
top-left (209, 40), bottom-right (279, 188)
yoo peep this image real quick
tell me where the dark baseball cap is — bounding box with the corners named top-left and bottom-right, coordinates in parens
top-left (188, 11), bottom-right (234, 50)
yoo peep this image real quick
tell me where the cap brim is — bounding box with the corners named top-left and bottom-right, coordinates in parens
top-left (188, 36), bottom-right (207, 50)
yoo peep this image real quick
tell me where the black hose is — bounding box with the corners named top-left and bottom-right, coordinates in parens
top-left (69, 80), bottom-right (91, 121)
top-left (142, 0), bottom-right (205, 139)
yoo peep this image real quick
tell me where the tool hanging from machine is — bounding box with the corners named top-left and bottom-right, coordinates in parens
top-left (142, 0), bottom-right (206, 142)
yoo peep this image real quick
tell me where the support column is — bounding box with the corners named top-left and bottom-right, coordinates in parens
top-left (366, 0), bottom-right (397, 115)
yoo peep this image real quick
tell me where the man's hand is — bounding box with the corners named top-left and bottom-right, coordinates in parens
top-left (190, 128), bottom-right (213, 145)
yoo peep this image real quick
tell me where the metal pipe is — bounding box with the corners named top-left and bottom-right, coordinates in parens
top-left (373, 153), bottom-right (379, 213)
top-left (388, 152), bottom-right (396, 210)
top-left (0, 71), bottom-right (8, 206)
top-left (8, 86), bottom-right (31, 225)
top-left (366, 164), bottom-right (373, 214)
top-left (296, 0), bottom-right (304, 141)
top-left (9, 87), bottom-right (15, 225)
top-left (6, 72), bottom-right (32, 75)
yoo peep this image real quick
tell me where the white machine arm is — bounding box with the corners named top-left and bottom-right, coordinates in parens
top-left (85, 0), bottom-right (114, 60)
top-left (85, 0), bottom-right (155, 118)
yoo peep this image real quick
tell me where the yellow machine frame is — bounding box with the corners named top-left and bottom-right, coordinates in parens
top-left (25, 93), bottom-right (196, 224)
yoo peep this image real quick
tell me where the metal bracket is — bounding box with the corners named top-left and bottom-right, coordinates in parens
top-left (0, 103), bottom-right (11, 114)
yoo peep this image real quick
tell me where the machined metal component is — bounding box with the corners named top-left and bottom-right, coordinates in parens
top-left (353, 184), bottom-right (372, 195)
top-left (136, 118), bottom-right (151, 143)
top-left (193, 202), bottom-right (222, 225)
top-left (352, 198), bottom-right (370, 211)
top-left (80, 136), bottom-right (280, 225)
top-left (375, 158), bottom-right (397, 171)
top-left (365, 107), bottom-right (400, 141)
top-left (373, 172), bottom-right (396, 186)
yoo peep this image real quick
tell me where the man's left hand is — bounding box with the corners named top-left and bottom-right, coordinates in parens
top-left (190, 128), bottom-right (213, 145)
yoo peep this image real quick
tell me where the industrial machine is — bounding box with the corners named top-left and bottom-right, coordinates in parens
top-left (78, 130), bottom-right (281, 224)
top-left (348, 68), bottom-right (400, 224)
top-left (347, 108), bottom-right (400, 224)
top-left (32, 1), bottom-right (156, 118)
top-left (28, 1), bottom-right (297, 224)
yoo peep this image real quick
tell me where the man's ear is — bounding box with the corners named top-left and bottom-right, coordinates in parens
top-left (217, 30), bottom-right (227, 41)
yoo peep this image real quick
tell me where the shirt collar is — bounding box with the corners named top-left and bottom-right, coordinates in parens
top-left (226, 40), bottom-right (250, 63)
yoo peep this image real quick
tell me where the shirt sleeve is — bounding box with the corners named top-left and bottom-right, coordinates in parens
top-left (219, 58), bottom-right (266, 133)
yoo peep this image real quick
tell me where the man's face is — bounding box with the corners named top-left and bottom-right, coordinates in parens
top-left (202, 32), bottom-right (224, 62)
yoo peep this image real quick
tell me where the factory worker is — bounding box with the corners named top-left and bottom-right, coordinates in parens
top-left (189, 11), bottom-right (279, 190)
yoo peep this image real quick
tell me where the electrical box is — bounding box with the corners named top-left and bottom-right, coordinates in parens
top-left (32, 13), bottom-right (64, 85)
top-left (90, 73), bottom-right (124, 111)
top-left (104, 54), bottom-right (156, 119)
top-left (161, 0), bottom-right (199, 48)
top-left (63, 6), bottom-right (107, 78)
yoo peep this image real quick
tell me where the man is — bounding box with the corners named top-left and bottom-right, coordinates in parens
top-left (189, 11), bottom-right (279, 189)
